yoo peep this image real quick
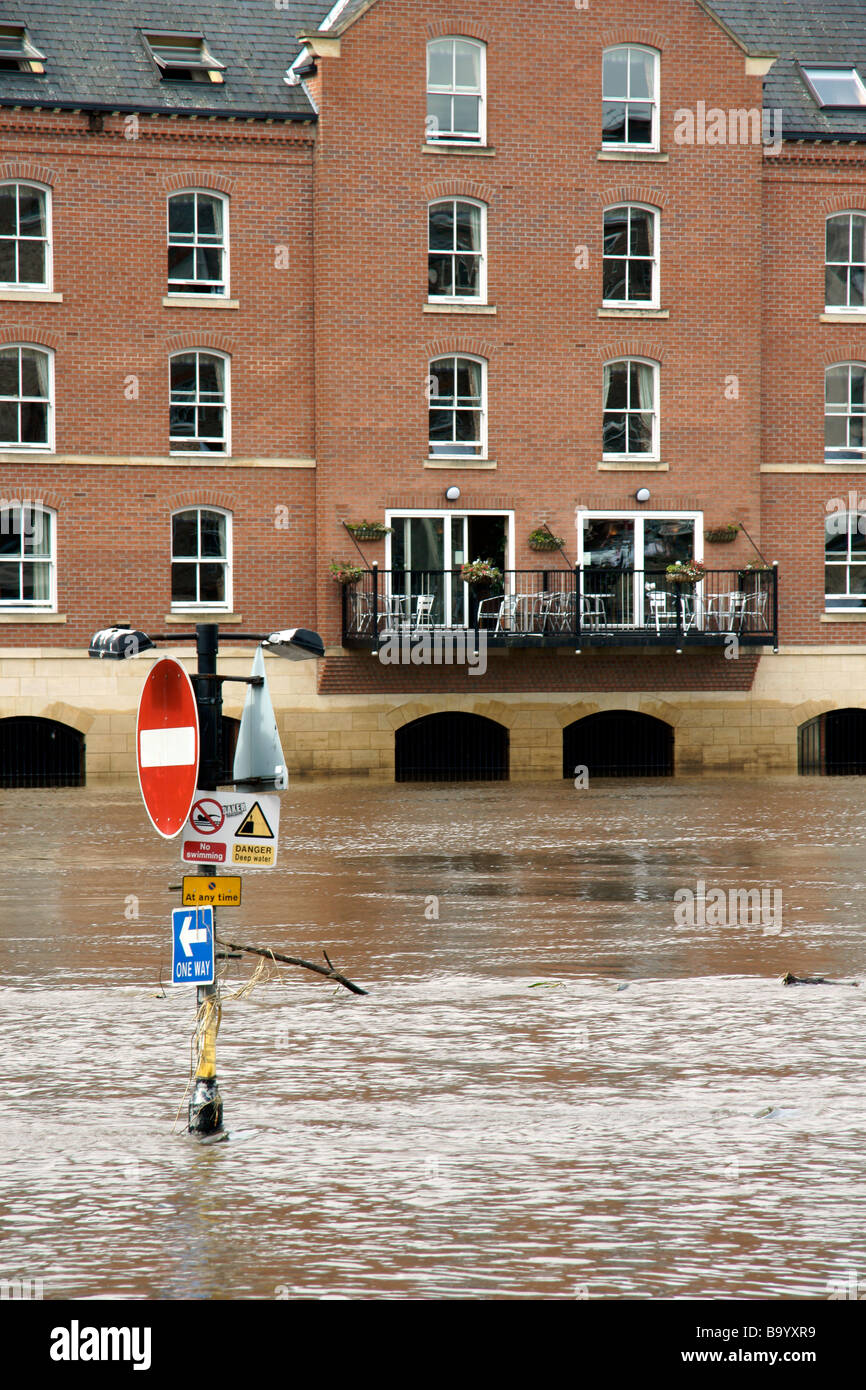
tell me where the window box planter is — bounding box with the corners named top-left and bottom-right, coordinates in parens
top-left (330, 561), bottom-right (365, 585)
top-left (460, 559), bottom-right (503, 585)
top-left (704, 524), bottom-right (740, 544)
top-left (528, 529), bottom-right (565, 552)
top-left (666, 561), bottom-right (706, 585)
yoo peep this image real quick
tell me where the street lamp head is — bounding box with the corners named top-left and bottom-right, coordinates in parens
top-left (261, 628), bottom-right (325, 661)
top-left (88, 626), bottom-right (155, 659)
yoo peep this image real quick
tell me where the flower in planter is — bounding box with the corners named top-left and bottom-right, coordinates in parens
top-left (739, 561), bottom-right (772, 578)
top-left (528, 527), bottom-right (565, 550)
top-left (666, 560), bottom-right (706, 583)
top-left (460, 558), bottom-right (503, 585)
top-left (345, 520), bottom-right (393, 539)
top-left (329, 559), bottom-right (365, 584)
top-left (704, 523), bottom-right (740, 543)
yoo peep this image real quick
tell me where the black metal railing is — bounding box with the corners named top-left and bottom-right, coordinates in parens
top-left (341, 567), bottom-right (779, 650)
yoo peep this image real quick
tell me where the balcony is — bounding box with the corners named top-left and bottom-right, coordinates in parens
top-left (342, 568), bottom-right (779, 651)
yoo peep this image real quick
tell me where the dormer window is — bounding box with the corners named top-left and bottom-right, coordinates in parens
top-left (802, 66), bottom-right (866, 109)
top-left (0, 24), bottom-right (46, 74)
top-left (143, 33), bottom-right (225, 84)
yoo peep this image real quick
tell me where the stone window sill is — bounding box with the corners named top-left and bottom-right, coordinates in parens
top-left (598, 459), bottom-right (668, 471)
top-left (598, 307), bottom-right (669, 318)
top-left (762, 462), bottom-right (866, 473)
top-left (820, 312), bottom-right (866, 323)
top-left (166, 612), bottom-right (243, 624)
top-left (821, 612), bottom-right (866, 622)
top-left (163, 295), bottom-right (239, 309)
top-left (597, 149), bottom-right (669, 162)
top-left (0, 288), bottom-right (62, 302)
top-left (0, 611), bottom-right (66, 623)
top-left (424, 458), bottom-right (496, 469)
top-left (422, 143), bottom-right (495, 156)
top-left (424, 303), bottom-right (497, 314)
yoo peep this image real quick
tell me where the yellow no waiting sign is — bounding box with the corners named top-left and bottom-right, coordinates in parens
top-left (182, 875), bottom-right (243, 907)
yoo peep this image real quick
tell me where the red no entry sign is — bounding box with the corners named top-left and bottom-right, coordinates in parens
top-left (136, 657), bottom-right (200, 839)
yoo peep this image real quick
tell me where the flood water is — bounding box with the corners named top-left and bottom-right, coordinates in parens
top-left (1, 776), bottom-right (866, 1301)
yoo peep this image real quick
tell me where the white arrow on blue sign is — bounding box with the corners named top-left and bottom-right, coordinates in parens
top-left (171, 906), bottom-right (215, 985)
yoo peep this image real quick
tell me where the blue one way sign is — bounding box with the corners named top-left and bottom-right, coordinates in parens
top-left (171, 906), bottom-right (215, 985)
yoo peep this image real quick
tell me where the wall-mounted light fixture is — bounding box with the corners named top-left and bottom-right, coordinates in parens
top-left (635, 487), bottom-right (651, 504)
top-left (445, 486), bottom-right (461, 502)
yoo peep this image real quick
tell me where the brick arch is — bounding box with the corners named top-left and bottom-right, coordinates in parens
top-left (426, 20), bottom-right (492, 42)
top-left (428, 337), bottom-right (497, 359)
top-left (165, 333), bottom-right (235, 356)
top-left (425, 180), bottom-right (495, 204)
top-left (35, 702), bottom-right (96, 736)
top-left (599, 29), bottom-right (667, 51)
top-left (0, 163), bottom-right (57, 185)
top-left (821, 347), bottom-right (866, 366)
top-left (597, 186), bottom-right (668, 209)
top-left (0, 489), bottom-right (64, 511)
top-left (167, 492), bottom-right (236, 513)
top-left (820, 196), bottom-right (866, 215)
top-left (0, 327), bottom-right (61, 350)
top-left (163, 172), bottom-right (235, 195)
top-left (597, 339), bottom-right (665, 363)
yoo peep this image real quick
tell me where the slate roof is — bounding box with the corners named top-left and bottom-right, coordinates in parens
top-left (704, 1), bottom-right (866, 141)
top-left (2, 1), bottom-right (866, 140)
top-left (0, 0), bottom-right (334, 119)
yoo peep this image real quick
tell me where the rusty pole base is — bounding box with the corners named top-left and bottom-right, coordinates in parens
top-left (189, 1076), bottom-right (224, 1135)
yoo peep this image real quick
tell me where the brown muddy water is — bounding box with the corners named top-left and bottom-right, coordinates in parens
top-left (1, 776), bottom-right (865, 1301)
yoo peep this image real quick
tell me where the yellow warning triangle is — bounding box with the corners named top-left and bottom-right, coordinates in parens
top-left (235, 800), bottom-right (274, 839)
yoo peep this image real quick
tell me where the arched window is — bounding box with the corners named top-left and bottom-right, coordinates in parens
top-left (826, 212), bottom-right (866, 311)
top-left (171, 507), bottom-right (231, 610)
top-left (825, 363), bottom-right (866, 461)
top-left (0, 502), bottom-right (55, 608)
top-left (603, 358), bottom-right (659, 459)
top-left (0, 181), bottom-right (51, 289)
top-left (603, 204), bottom-right (659, 306)
top-left (602, 46), bottom-right (660, 150)
top-left (428, 354), bottom-right (487, 457)
top-left (426, 38), bottom-right (486, 144)
top-left (825, 504), bottom-right (866, 610)
top-left (169, 350), bottom-right (229, 453)
top-left (428, 198), bottom-right (487, 301)
top-left (0, 345), bottom-right (53, 450)
top-left (167, 190), bottom-right (228, 296)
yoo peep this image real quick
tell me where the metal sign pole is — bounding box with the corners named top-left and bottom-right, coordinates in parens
top-left (189, 623), bottom-right (223, 1136)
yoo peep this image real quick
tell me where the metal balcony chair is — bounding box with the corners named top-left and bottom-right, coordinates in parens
top-left (413, 593), bottom-right (435, 631)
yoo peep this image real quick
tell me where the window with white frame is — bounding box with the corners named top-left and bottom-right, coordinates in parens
top-left (603, 358), bottom-right (658, 458)
top-left (0, 503), bottom-right (54, 607)
top-left (428, 199), bottom-right (486, 301)
top-left (825, 363), bottom-right (866, 460)
top-left (426, 38), bottom-right (486, 144)
top-left (428, 354), bottom-right (486, 457)
top-left (826, 213), bottom-right (866, 311)
top-left (825, 509), bottom-right (866, 609)
top-left (602, 45), bottom-right (659, 149)
top-left (603, 205), bottom-right (658, 305)
top-left (802, 66), bottom-right (866, 109)
top-left (167, 191), bottom-right (228, 295)
top-left (0, 182), bottom-right (50, 288)
top-left (169, 351), bottom-right (229, 453)
top-left (0, 345), bottom-right (52, 450)
top-left (171, 507), bottom-right (231, 609)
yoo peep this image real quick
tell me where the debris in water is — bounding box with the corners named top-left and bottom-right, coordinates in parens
top-left (781, 972), bottom-right (859, 987)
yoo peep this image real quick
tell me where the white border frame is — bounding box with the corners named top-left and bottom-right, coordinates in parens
top-left (602, 45), bottom-right (661, 153)
top-left (0, 501), bottom-right (57, 610)
top-left (165, 189), bottom-right (230, 299)
top-left (169, 504), bottom-right (233, 612)
top-left (0, 180), bottom-right (53, 292)
top-left (168, 348), bottom-right (231, 457)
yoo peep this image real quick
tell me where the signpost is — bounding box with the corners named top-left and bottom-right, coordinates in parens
top-left (171, 907), bottom-right (215, 985)
top-left (136, 658), bottom-right (200, 838)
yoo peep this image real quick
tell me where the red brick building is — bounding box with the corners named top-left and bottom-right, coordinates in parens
top-left (1, 0), bottom-right (865, 783)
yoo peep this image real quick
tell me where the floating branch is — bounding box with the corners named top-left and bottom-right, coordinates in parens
top-left (216, 937), bottom-right (368, 996)
top-left (781, 972), bottom-right (859, 987)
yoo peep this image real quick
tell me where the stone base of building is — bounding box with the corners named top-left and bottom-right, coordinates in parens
top-left (0, 646), bottom-right (864, 781)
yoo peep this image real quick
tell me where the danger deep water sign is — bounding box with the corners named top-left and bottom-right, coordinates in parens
top-left (180, 790), bottom-right (280, 868)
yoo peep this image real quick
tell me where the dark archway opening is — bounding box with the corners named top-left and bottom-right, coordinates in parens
top-left (563, 711), bottom-right (674, 778)
top-left (0, 717), bottom-right (85, 788)
top-left (799, 709), bottom-right (866, 775)
top-left (396, 712), bottom-right (509, 782)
